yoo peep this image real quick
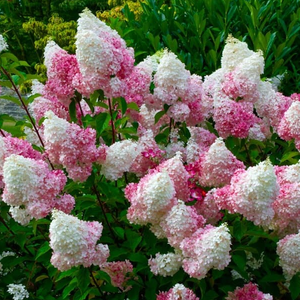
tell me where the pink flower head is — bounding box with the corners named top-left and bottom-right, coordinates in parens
top-left (125, 169), bottom-right (176, 225)
top-left (43, 111), bottom-right (102, 182)
top-left (160, 200), bottom-right (206, 248)
top-left (130, 130), bottom-right (164, 177)
top-left (180, 223), bottom-right (231, 280)
top-left (277, 231), bottom-right (300, 281)
top-left (278, 101), bottom-right (300, 150)
top-left (49, 210), bottom-right (109, 271)
top-left (101, 260), bottom-right (133, 291)
top-left (226, 283), bottom-right (273, 300)
top-left (214, 159), bottom-right (279, 227)
top-left (157, 284), bottom-right (199, 300)
top-left (186, 127), bottom-right (217, 164)
top-left (213, 94), bottom-right (260, 138)
top-left (2, 155), bottom-right (73, 223)
top-left (255, 81), bottom-right (292, 131)
top-left (156, 152), bottom-right (190, 201)
top-left (194, 137), bottom-right (245, 187)
top-left (75, 9), bottom-right (134, 97)
top-left (44, 41), bottom-right (80, 106)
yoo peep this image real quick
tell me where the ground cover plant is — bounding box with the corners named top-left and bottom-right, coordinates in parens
top-left (1, 4), bottom-right (300, 300)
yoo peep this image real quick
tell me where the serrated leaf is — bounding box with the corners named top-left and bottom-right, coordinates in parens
top-left (0, 95), bottom-right (21, 106)
top-left (127, 102), bottom-right (139, 111)
top-left (69, 100), bottom-right (77, 123)
top-left (35, 275), bottom-right (49, 283)
top-left (63, 278), bottom-right (78, 299)
top-left (114, 227), bottom-right (125, 239)
top-left (260, 273), bottom-right (285, 283)
top-left (154, 110), bottom-right (165, 124)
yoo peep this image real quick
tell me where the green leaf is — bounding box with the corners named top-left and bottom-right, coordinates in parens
top-left (95, 113), bottom-right (111, 136)
top-left (0, 52), bottom-right (19, 62)
top-left (118, 97), bottom-right (127, 115)
top-left (290, 273), bottom-right (300, 300)
top-left (63, 278), bottom-right (78, 299)
top-left (77, 268), bottom-right (90, 295)
top-left (114, 227), bottom-right (125, 239)
top-left (280, 151), bottom-right (300, 165)
top-left (36, 241), bottom-right (51, 260)
top-left (260, 273), bottom-right (285, 283)
top-left (154, 110), bottom-right (165, 124)
top-left (69, 100), bottom-right (77, 123)
top-left (127, 102), bottom-right (140, 111)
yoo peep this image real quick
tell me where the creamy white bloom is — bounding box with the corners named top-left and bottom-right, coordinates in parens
top-left (7, 284), bottom-right (29, 300)
top-left (0, 34), bottom-right (8, 53)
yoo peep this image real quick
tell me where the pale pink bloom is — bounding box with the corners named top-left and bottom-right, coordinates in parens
top-left (180, 224), bottom-right (231, 280)
top-left (43, 111), bottom-right (103, 182)
top-left (149, 252), bottom-right (183, 277)
top-left (214, 159), bottom-right (279, 227)
top-left (226, 282), bottom-right (273, 300)
top-left (125, 170), bottom-right (176, 225)
top-left (156, 152), bottom-right (190, 201)
top-left (160, 200), bottom-right (206, 248)
top-left (255, 81), bottom-right (292, 130)
top-left (100, 139), bottom-right (140, 181)
top-left (278, 101), bottom-right (300, 150)
top-left (75, 9), bottom-right (134, 97)
top-left (2, 155), bottom-right (73, 223)
top-left (274, 163), bottom-right (300, 185)
top-left (167, 102), bottom-right (190, 123)
top-left (49, 210), bottom-right (109, 271)
top-left (186, 127), bottom-right (217, 164)
top-left (277, 231), bottom-right (300, 281)
top-left (101, 260), bottom-right (133, 291)
top-left (194, 137), bottom-right (245, 187)
top-left (157, 284), bottom-right (199, 300)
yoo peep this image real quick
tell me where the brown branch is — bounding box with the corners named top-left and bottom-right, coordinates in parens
top-left (107, 98), bottom-right (116, 144)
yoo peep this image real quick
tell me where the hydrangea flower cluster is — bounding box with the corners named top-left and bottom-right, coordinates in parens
top-left (2, 154), bottom-right (74, 224)
top-left (101, 260), bottom-right (133, 291)
top-left (277, 230), bottom-right (300, 281)
top-left (226, 283), bottom-right (273, 300)
top-left (7, 284), bottom-right (29, 300)
top-left (0, 34), bottom-right (8, 53)
top-left (156, 283), bottom-right (199, 300)
top-left (43, 111), bottom-right (105, 182)
top-left (49, 210), bottom-right (109, 271)
top-left (213, 159), bottom-right (279, 227)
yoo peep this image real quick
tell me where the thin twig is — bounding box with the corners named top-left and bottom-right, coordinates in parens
top-left (107, 98), bottom-right (116, 144)
top-left (89, 267), bottom-right (105, 298)
top-left (0, 129), bottom-right (6, 137)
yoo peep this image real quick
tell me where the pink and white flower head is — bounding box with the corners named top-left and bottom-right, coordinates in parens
top-left (194, 189), bottom-right (223, 225)
top-left (278, 101), bottom-right (300, 150)
top-left (195, 137), bottom-right (245, 187)
top-left (213, 94), bottom-right (260, 138)
top-left (180, 223), bottom-right (231, 280)
top-left (226, 282), bottom-right (273, 300)
top-left (221, 35), bottom-right (255, 71)
top-left (75, 9), bottom-right (134, 97)
top-left (43, 111), bottom-right (104, 182)
top-left (2, 154), bottom-right (74, 223)
top-left (29, 80), bottom-right (69, 122)
top-left (186, 127), bottom-right (217, 163)
top-left (255, 81), bottom-right (292, 130)
top-left (274, 163), bottom-right (300, 185)
top-left (125, 170), bottom-right (176, 225)
top-left (214, 159), bottom-right (279, 227)
top-left (156, 152), bottom-right (190, 201)
top-left (149, 251), bottom-right (183, 277)
top-left (43, 41), bottom-right (80, 106)
top-left (167, 102), bottom-right (191, 123)
top-left (157, 284), bottom-right (199, 300)
top-left (100, 139), bottom-right (141, 181)
top-left (277, 231), bottom-right (300, 281)
top-left (49, 210), bottom-right (109, 271)
top-left (130, 130), bottom-right (164, 177)
top-left (154, 50), bottom-right (190, 106)
top-left (160, 200), bottom-right (206, 248)
top-left (101, 260), bottom-right (133, 292)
